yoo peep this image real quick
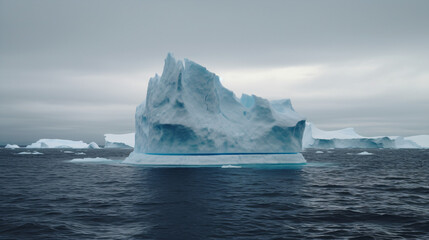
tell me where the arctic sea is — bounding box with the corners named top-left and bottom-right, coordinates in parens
top-left (0, 148), bottom-right (428, 239)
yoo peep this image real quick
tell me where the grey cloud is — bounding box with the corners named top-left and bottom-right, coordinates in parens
top-left (1, 0), bottom-right (429, 144)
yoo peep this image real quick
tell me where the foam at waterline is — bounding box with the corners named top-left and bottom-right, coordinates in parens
top-left (123, 152), bottom-right (306, 165)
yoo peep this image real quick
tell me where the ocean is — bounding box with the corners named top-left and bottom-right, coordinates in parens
top-left (0, 148), bottom-right (428, 239)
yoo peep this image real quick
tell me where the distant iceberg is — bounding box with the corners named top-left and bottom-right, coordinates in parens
top-left (303, 122), bottom-right (422, 149)
top-left (18, 151), bottom-right (43, 155)
top-left (404, 135), bottom-right (429, 148)
top-left (104, 133), bottom-right (134, 148)
top-left (125, 54), bottom-right (306, 165)
top-left (357, 151), bottom-right (373, 155)
top-left (88, 142), bottom-right (100, 149)
top-left (5, 144), bottom-right (20, 149)
top-left (70, 157), bottom-right (114, 163)
top-left (26, 139), bottom-right (90, 149)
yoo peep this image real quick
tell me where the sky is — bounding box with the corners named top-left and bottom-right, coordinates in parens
top-left (1, 0), bottom-right (429, 145)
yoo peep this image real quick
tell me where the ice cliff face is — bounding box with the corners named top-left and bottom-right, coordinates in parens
top-left (133, 54), bottom-right (306, 154)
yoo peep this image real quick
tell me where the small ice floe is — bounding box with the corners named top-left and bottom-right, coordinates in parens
top-left (63, 151), bottom-right (74, 154)
top-left (75, 152), bottom-right (86, 155)
top-left (315, 151), bottom-right (324, 154)
top-left (357, 151), bottom-right (373, 155)
top-left (70, 157), bottom-right (113, 163)
top-left (5, 144), bottom-right (20, 149)
top-left (18, 151), bottom-right (43, 155)
top-left (221, 165), bottom-right (242, 168)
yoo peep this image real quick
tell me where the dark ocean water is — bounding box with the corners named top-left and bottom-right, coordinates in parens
top-left (0, 148), bottom-right (428, 240)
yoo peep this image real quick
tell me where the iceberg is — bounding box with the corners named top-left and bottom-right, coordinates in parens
top-left (303, 122), bottom-right (421, 149)
top-left (104, 133), bottom-right (134, 148)
top-left (26, 139), bottom-right (90, 149)
top-left (404, 135), bottom-right (429, 148)
top-left (125, 54), bottom-right (306, 165)
top-left (357, 151), bottom-right (373, 155)
top-left (70, 157), bottom-right (114, 163)
top-left (18, 151), bottom-right (43, 155)
top-left (5, 144), bottom-right (20, 149)
top-left (88, 142), bottom-right (101, 149)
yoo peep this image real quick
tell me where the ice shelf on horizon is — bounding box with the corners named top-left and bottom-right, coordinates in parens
top-left (302, 122), bottom-right (424, 149)
top-left (125, 54), bottom-right (306, 165)
top-left (26, 139), bottom-right (100, 149)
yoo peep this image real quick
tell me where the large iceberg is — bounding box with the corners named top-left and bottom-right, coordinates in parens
top-left (104, 133), bottom-right (134, 148)
top-left (303, 122), bottom-right (420, 149)
top-left (125, 54), bottom-right (306, 165)
top-left (26, 139), bottom-right (90, 149)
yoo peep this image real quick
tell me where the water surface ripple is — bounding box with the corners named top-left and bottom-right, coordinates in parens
top-left (0, 148), bottom-right (428, 239)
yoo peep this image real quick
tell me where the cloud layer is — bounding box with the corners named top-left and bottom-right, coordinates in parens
top-left (1, 0), bottom-right (428, 144)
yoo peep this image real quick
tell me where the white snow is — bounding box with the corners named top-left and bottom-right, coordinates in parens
top-left (75, 152), bottom-right (86, 155)
top-left (129, 53), bottom-right (306, 165)
top-left (70, 157), bottom-right (114, 163)
top-left (18, 151), bottom-right (43, 155)
top-left (315, 151), bottom-right (324, 154)
top-left (26, 139), bottom-right (89, 149)
top-left (63, 151), bottom-right (74, 154)
top-left (405, 135), bottom-right (429, 148)
top-left (5, 144), bottom-right (20, 149)
top-left (104, 133), bottom-right (134, 148)
top-left (357, 151), bottom-right (373, 155)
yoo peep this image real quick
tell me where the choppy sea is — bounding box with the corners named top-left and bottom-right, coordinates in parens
top-left (0, 148), bottom-right (428, 239)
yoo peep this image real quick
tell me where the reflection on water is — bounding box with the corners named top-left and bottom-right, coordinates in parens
top-left (131, 167), bottom-right (304, 239)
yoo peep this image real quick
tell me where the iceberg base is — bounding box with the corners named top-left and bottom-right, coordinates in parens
top-left (124, 152), bottom-right (306, 165)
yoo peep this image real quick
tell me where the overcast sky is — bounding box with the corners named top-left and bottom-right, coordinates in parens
top-left (1, 0), bottom-right (429, 145)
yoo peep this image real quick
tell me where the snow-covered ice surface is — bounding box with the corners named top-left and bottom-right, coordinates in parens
top-left (127, 54), bottom-right (306, 165)
top-left (5, 144), bottom-right (20, 149)
top-left (63, 151), bottom-right (74, 154)
top-left (104, 133), bottom-right (134, 148)
top-left (26, 139), bottom-right (89, 149)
